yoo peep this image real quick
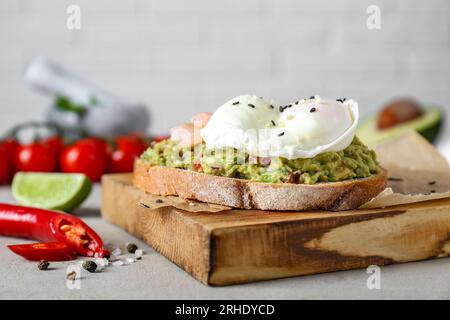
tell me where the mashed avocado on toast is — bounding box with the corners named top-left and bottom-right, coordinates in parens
top-left (141, 137), bottom-right (380, 185)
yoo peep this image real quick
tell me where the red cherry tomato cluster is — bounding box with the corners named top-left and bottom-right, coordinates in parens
top-left (0, 134), bottom-right (160, 184)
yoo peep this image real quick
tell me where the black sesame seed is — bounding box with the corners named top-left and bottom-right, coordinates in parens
top-left (429, 181), bottom-right (436, 185)
top-left (156, 199), bottom-right (164, 204)
top-left (430, 190), bottom-right (436, 194)
top-left (232, 101), bottom-right (240, 105)
top-left (310, 107), bottom-right (317, 113)
top-left (288, 104), bottom-right (292, 108)
top-left (388, 177), bottom-right (404, 182)
top-left (336, 99), bottom-right (344, 103)
top-left (295, 101), bottom-right (299, 105)
top-left (279, 106), bottom-right (285, 112)
top-left (139, 202), bottom-right (150, 208)
top-left (248, 103), bottom-right (256, 108)
top-left (269, 105), bottom-right (274, 109)
top-left (271, 120), bottom-right (276, 126)
top-left (309, 96), bottom-right (315, 99)
top-left (278, 132), bottom-right (285, 137)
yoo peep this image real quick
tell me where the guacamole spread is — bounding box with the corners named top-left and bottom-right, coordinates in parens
top-left (141, 137), bottom-right (381, 185)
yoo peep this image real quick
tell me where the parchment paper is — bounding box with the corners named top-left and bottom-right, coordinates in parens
top-left (138, 195), bottom-right (231, 212)
top-left (137, 130), bottom-right (450, 212)
top-left (361, 130), bottom-right (450, 209)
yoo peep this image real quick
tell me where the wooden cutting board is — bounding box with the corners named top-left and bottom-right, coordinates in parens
top-left (101, 174), bottom-right (450, 286)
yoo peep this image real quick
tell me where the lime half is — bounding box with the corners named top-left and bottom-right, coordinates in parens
top-left (12, 172), bottom-right (92, 212)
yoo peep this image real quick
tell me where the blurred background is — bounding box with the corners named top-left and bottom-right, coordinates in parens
top-left (0, 0), bottom-right (449, 151)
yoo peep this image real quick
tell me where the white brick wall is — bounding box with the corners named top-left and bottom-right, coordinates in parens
top-left (0, 0), bottom-right (448, 145)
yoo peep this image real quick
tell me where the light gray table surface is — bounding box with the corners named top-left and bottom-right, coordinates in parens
top-left (1, 185), bottom-right (450, 300)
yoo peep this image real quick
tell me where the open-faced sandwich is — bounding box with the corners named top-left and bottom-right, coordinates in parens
top-left (134, 95), bottom-right (387, 211)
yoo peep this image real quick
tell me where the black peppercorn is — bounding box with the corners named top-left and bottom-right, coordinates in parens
top-left (126, 243), bottom-right (138, 254)
top-left (82, 260), bottom-right (97, 273)
top-left (38, 260), bottom-right (50, 270)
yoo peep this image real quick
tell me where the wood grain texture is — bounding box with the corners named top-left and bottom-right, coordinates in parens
top-left (102, 174), bottom-right (450, 286)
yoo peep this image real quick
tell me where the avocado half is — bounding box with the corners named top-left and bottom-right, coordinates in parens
top-left (357, 107), bottom-right (443, 146)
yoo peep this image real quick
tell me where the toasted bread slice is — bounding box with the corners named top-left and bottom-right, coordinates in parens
top-left (133, 159), bottom-right (388, 211)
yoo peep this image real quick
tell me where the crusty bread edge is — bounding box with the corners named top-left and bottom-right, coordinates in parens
top-left (133, 159), bottom-right (388, 211)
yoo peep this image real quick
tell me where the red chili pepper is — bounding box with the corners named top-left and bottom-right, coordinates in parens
top-left (8, 242), bottom-right (77, 261)
top-left (0, 203), bottom-right (109, 260)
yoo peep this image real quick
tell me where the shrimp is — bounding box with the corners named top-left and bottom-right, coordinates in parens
top-left (191, 112), bottom-right (212, 128)
top-left (169, 112), bottom-right (212, 148)
top-left (170, 123), bottom-right (199, 148)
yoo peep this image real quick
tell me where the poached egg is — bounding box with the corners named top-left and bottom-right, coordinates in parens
top-left (201, 95), bottom-right (359, 159)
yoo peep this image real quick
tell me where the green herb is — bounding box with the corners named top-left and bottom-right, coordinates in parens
top-left (55, 96), bottom-right (87, 115)
top-left (89, 96), bottom-right (98, 106)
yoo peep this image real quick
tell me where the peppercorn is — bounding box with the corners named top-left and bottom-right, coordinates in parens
top-left (126, 243), bottom-right (138, 254)
top-left (82, 260), bottom-right (97, 273)
top-left (38, 260), bottom-right (50, 270)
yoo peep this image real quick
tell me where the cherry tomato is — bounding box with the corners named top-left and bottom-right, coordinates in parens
top-left (76, 137), bottom-right (110, 154)
top-left (1, 139), bottom-right (20, 156)
top-left (41, 136), bottom-right (64, 156)
top-left (14, 143), bottom-right (57, 172)
top-left (0, 145), bottom-right (11, 184)
top-left (1, 139), bottom-right (20, 182)
top-left (107, 136), bottom-right (147, 173)
top-left (40, 136), bottom-right (64, 171)
top-left (60, 142), bottom-right (106, 181)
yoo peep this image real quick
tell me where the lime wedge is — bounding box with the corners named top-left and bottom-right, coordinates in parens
top-left (12, 172), bottom-right (92, 212)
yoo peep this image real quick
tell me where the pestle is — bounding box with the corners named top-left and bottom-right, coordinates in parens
top-left (24, 57), bottom-right (150, 137)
